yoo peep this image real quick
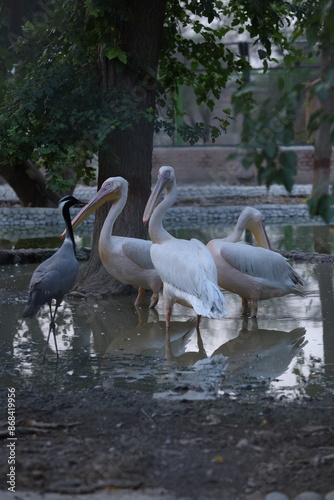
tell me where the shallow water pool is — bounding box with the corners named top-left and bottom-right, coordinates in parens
top-left (1, 258), bottom-right (333, 401)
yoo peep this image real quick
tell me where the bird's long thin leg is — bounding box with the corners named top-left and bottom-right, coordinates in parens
top-left (250, 300), bottom-right (258, 318)
top-left (149, 291), bottom-right (159, 309)
top-left (44, 303), bottom-right (55, 360)
top-left (195, 323), bottom-right (206, 357)
top-left (250, 317), bottom-right (258, 330)
top-left (196, 314), bottom-right (201, 330)
top-left (241, 298), bottom-right (248, 315)
top-left (134, 287), bottom-right (146, 307)
top-left (241, 315), bottom-right (249, 331)
top-left (44, 303), bottom-right (59, 360)
top-left (52, 303), bottom-right (60, 359)
top-left (165, 307), bottom-right (172, 331)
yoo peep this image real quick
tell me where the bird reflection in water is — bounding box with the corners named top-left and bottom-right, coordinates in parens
top-left (90, 298), bottom-right (307, 387)
top-left (71, 295), bottom-right (142, 355)
top-left (211, 317), bottom-right (307, 381)
top-left (162, 317), bottom-right (307, 384)
top-left (102, 307), bottom-right (196, 361)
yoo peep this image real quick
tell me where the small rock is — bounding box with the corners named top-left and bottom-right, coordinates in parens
top-left (265, 492), bottom-right (289, 500)
top-left (236, 438), bottom-right (249, 449)
top-left (293, 492), bottom-right (323, 500)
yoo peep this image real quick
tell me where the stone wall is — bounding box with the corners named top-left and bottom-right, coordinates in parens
top-left (152, 145), bottom-right (333, 186)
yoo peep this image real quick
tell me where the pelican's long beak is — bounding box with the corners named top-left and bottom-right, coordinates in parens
top-left (143, 172), bottom-right (171, 225)
top-left (253, 221), bottom-right (272, 250)
top-left (60, 183), bottom-right (116, 239)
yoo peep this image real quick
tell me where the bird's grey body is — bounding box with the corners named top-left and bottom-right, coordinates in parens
top-left (23, 239), bottom-right (79, 318)
top-left (23, 195), bottom-right (82, 357)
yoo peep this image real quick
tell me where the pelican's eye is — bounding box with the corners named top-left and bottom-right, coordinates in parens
top-left (103, 181), bottom-right (113, 191)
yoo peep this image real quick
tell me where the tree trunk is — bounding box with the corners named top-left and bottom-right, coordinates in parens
top-left (0, 161), bottom-right (76, 207)
top-left (0, 162), bottom-right (59, 207)
top-left (75, 0), bottom-right (168, 296)
top-left (312, 46), bottom-right (334, 197)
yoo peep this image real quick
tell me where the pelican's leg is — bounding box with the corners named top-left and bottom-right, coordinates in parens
top-left (165, 307), bottom-right (172, 330)
top-left (241, 298), bottom-right (249, 315)
top-left (196, 314), bottom-right (202, 330)
top-left (241, 315), bottom-right (249, 331)
top-left (134, 287), bottom-right (146, 307)
top-left (250, 317), bottom-right (258, 330)
top-left (250, 300), bottom-right (258, 318)
top-left (149, 291), bottom-right (159, 309)
top-left (164, 291), bottom-right (173, 331)
top-left (196, 323), bottom-right (206, 357)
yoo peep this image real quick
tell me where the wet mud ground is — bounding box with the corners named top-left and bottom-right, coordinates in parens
top-left (0, 384), bottom-right (334, 499)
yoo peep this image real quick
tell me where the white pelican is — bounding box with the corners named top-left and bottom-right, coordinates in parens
top-left (23, 195), bottom-right (83, 358)
top-left (207, 207), bottom-right (305, 317)
top-left (143, 166), bottom-right (228, 329)
top-left (67, 177), bottom-right (162, 308)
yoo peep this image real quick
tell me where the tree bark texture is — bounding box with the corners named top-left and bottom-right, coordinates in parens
top-left (75, 0), bottom-right (168, 295)
top-left (312, 46), bottom-right (334, 196)
top-left (0, 161), bottom-right (76, 207)
top-left (0, 162), bottom-right (59, 207)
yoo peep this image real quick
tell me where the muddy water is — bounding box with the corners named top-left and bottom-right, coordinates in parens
top-left (1, 257), bottom-right (333, 401)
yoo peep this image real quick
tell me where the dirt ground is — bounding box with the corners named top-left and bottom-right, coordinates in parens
top-left (1, 383), bottom-right (334, 499)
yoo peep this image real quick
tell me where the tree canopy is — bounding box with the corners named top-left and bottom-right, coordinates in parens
top-left (1, 0), bottom-right (299, 191)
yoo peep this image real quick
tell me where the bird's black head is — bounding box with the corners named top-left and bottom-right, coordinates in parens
top-left (58, 195), bottom-right (84, 211)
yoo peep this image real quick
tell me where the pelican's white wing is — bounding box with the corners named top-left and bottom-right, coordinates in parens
top-left (220, 242), bottom-right (304, 292)
top-left (190, 238), bottom-right (219, 282)
top-left (151, 238), bottom-right (227, 318)
top-left (122, 238), bottom-right (155, 270)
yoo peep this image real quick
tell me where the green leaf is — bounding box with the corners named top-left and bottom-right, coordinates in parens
top-left (279, 151), bottom-right (297, 174)
top-left (258, 49), bottom-right (267, 60)
top-left (307, 193), bottom-right (334, 223)
top-left (105, 46), bottom-right (127, 64)
top-left (264, 141), bottom-right (278, 159)
top-left (283, 54), bottom-right (295, 66)
top-left (279, 168), bottom-right (294, 192)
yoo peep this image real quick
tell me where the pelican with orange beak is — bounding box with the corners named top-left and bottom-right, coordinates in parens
top-left (64, 177), bottom-right (162, 308)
